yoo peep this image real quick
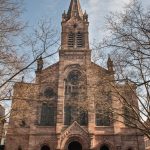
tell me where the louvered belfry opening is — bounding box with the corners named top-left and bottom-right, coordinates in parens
top-left (68, 32), bottom-right (74, 48)
top-left (68, 32), bottom-right (84, 48)
top-left (76, 32), bottom-right (84, 48)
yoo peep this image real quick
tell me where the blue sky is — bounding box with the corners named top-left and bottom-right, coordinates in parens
top-left (22, 0), bottom-right (150, 43)
top-left (3, 0), bottom-right (150, 111)
top-left (20, 0), bottom-right (150, 78)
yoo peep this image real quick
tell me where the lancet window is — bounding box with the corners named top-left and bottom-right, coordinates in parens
top-left (96, 105), bottom-right (111, 126)
top-left (40, 103), bottom-right (55, 126)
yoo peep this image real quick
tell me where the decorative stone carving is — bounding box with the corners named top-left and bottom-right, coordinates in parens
top-left (59, 121), bottom-right (90, 149)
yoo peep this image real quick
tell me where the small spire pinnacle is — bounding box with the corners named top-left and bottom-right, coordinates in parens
top-left (107, 55), bottom-right (114, 72)
top-left (37, 56), bottom-right (43, 72)
top-left (83, 10), bottom-right (88, 21)
top-left (67, 0), bottom-right (83, 19)
top-left (84, 10), bottom-right (87, 15)
top-left (21, 76), bottom-right (24, 82)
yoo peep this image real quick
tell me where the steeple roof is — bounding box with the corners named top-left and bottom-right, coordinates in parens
top-left (67, 0), bottom-right (83, 19)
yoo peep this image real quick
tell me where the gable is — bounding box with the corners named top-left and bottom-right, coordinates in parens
top-left (60, 121), bottom-right (89, 140)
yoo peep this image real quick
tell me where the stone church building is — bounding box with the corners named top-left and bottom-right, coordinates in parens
top-left (5, 0), bottom-right (145, 150)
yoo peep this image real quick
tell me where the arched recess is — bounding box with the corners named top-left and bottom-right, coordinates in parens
top-left (64, 69), bottom-right (87, 126)
top-left (61, 136), bottom-right (90, 150)
top-left (68, 141), bottom-right (82, 150)
top-left (18, 146), bottom-right (22, 150)
top-left (100, 145), bottom-right (109, 150)
top-left (127, 148), bottom-right (133, 150)
top-left (41, 145), bottom-right (50, 150)
top-left (98, 142), bottom-right (114, 150)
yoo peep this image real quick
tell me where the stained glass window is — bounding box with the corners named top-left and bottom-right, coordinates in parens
top-left (64, 70), bottom-right (87, 126)
top-left (40, 104), bottom-right (55, 126)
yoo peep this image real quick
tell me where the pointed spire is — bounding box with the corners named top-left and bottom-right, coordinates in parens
top-left (83, 10), bottom-right (88, 21)
top-left (67, 0), bottom-right (83, 19)
top-left (107, 55), bottom-right (114, 72)
top-left (37, 56), bottom-right (43, 72)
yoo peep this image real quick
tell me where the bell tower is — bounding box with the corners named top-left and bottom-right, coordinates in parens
top-left (56, 0), bottom-right (91, 134)
top-left (61, 0), bottom-right (89, 51)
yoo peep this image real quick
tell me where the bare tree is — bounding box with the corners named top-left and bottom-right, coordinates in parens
top-left (9, 19), bottom-right (59, 126)
top-left (98, 0), bottom-right (150, 138)
top-left (0, 0), bottom-right (26, 116)
top-left (0, 0), bottom-right (59, 122)
top-left (0, 0), bottom-right (24, 47)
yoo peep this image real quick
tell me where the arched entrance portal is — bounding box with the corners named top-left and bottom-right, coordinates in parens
top-left (68, 141), bottom-right (82, 150)
top-left (100, 145), bottom-right (109, 150)
top-left (41, 145), bottom-right (50, 150)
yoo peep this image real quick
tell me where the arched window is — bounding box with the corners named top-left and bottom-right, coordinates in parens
top-left (76, 32), bottom-right (84, 48)
top-left (100, 145), bottom-right (109, 150)
top-left (68, 32), bottom-right (75, 48)
top-left (124, 105), bottom-right (135, 126)
top-left (40, 104), bottom-right (55, 126)
top-left (64, 70), bottom-right (87, 125)
top-left (44, 88), bottom-right (56, 98)
top-left (41, 145), bottom-right (50, 150)
top-left (68, 70), bottom-right (82, 85)
top-left (66, 70), bottom-right (83, 97)
top-left (96, 105), bottom-right (111, 126)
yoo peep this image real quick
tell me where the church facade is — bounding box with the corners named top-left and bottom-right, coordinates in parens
top-left (5, 0), bottom-right (145, 150)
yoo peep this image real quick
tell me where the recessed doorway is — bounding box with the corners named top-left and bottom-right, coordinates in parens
top-left (68, 141), bottom-right (82, 150)
top-left (100, 145), bottom-right (109, 150)
top-left (41, 145), bottom-right (50, 150)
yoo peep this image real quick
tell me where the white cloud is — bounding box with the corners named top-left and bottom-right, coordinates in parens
top-left (81, 0), bottom-right (131, 41)
top-left (80, 0), bottom-right (150, 41)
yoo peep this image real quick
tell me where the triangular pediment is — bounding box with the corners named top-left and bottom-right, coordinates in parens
top-left (61, 121), bottom-right (89, 139)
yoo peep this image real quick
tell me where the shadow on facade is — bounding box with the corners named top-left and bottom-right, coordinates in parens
top-left (0, 145), bottom-right (4, 150)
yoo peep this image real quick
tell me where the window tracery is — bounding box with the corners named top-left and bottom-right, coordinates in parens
top-left (44, 88), bottom-right (56, 98)
top-left (64, 70), bottom-right (87, 125)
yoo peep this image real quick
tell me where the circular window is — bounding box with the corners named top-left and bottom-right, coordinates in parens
top-left (68, 70), bottom-right (82, 85)
top-left (44, 88), bottom-right (55, 98)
